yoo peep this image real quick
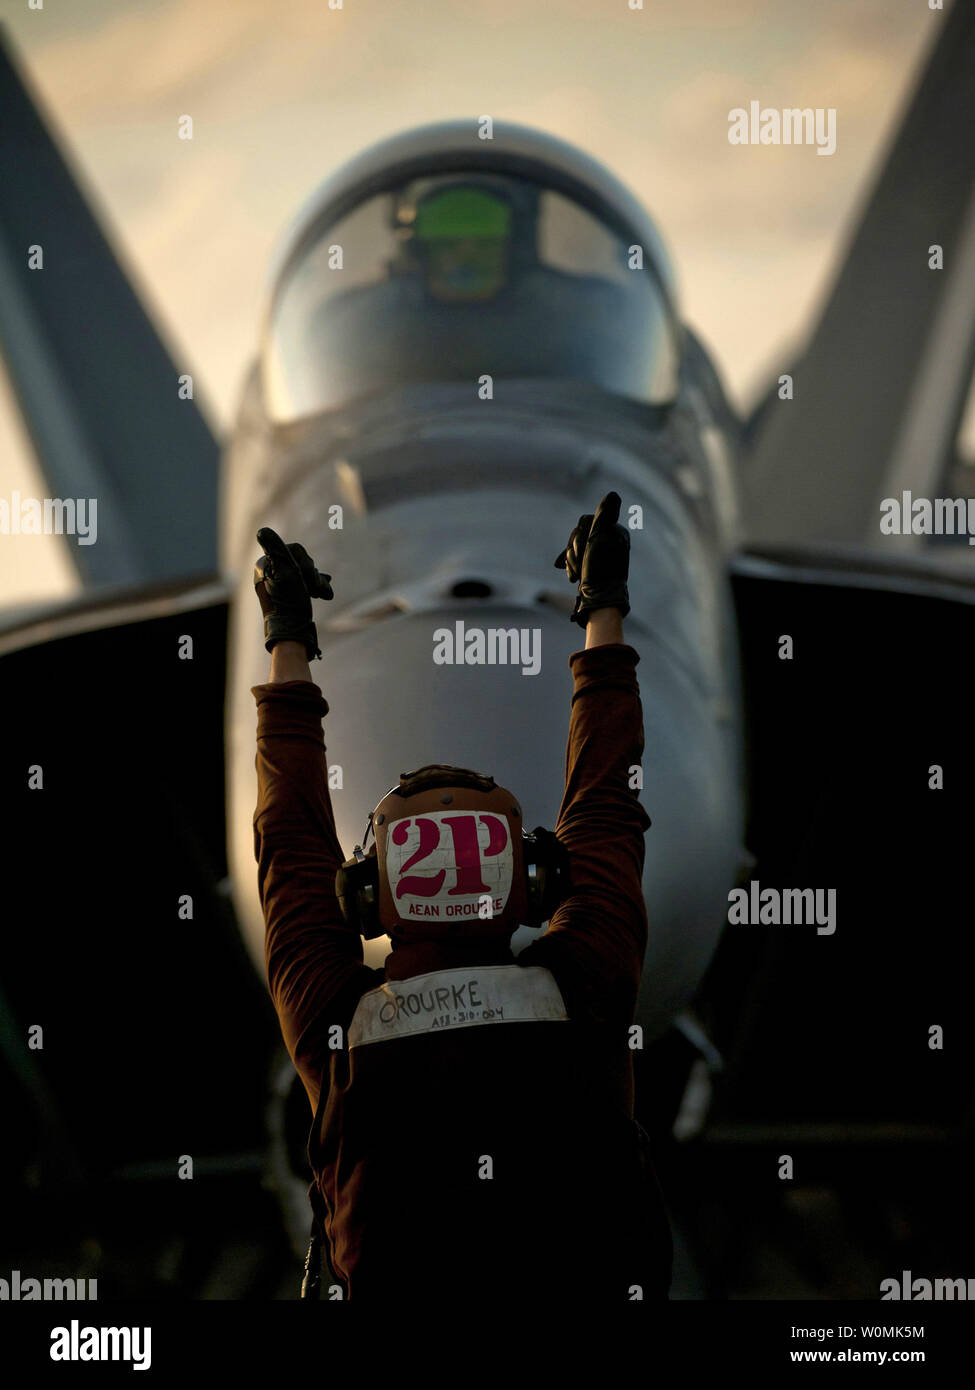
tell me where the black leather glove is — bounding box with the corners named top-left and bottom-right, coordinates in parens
top-left (254, 527), bottom-right (334, 661)
top-left (554, 491), bottom-right (630, 627)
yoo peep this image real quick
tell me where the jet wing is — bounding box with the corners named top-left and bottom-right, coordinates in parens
top-left (0, 28), bottom-right (257, 1266)
top-left (711, 0), bottom-right (975, 1134)
top-left (0, 27), bottom-right (219, 589)
top-left (689, 544), bottom-right (975, 1136)
top-left (742, 0), bottom-right (975, 555)
top-left (0, 582), bottom-right (283, 1226)
top-left (645, 547), bottom-right (975, 1296)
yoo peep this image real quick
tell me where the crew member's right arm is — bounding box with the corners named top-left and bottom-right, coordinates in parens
top-left (253, 648), bottom-right (382, 1112)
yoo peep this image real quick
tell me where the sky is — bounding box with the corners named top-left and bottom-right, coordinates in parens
top-left (0, 0), bottom-right (941, 602)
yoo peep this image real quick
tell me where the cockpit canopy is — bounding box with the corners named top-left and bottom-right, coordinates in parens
top-left (262, 171), bottom-right (681, 422)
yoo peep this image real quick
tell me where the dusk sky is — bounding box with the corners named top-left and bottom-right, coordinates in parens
top-left (0, 0), bottom-right (941, 601)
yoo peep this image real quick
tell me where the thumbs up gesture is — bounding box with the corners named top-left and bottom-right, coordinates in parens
top-left (254, 527), bottom-right (334, 661)
top-left (554, 492), bottom-right (630, 627)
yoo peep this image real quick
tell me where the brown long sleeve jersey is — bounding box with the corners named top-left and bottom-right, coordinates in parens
top-left (252, 642), bottom-right (672, 1303)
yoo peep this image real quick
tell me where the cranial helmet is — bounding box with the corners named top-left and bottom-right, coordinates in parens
top-left (336, 765), bottom-right (569, 942)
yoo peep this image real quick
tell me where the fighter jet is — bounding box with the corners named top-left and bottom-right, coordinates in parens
top-left (220, 117), bottom-right (750, 1040)
top-left (2, 2), bottom-right (974, 1298)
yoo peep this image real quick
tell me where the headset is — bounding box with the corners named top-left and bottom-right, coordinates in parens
top-left (335, 768), bottom-right (571, 939)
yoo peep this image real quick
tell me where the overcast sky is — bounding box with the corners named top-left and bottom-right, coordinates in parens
top-left (0, 0), bottom-right (940, 601)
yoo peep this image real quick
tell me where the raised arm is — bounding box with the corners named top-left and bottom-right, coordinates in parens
top-left (252, 535), bottom-right (381, 1113)
top-left (518, 497), bottom-right (651, 1027)
top-left (519, 622), bottom-right (651, 1025)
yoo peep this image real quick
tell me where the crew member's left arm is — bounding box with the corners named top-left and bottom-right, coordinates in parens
top-left (253, 643), bottom-right (381, 1112)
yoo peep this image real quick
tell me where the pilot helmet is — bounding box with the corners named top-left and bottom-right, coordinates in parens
top-left (389, 177), bottom-right (539, 303)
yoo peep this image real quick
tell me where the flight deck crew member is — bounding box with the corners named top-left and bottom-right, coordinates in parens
top-left (251, 492), bottom-right (672, 1302)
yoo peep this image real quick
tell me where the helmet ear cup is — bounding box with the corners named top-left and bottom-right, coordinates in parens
top-left (522, 827), bottom-right (571, 928)
top-left (335, 845), bottom-right (383, 938)
top-left (337, 824), bottom-right (569, 937)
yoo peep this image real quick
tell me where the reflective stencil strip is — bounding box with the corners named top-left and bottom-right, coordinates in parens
top-left (348, 964), bottom-right (568, 1049)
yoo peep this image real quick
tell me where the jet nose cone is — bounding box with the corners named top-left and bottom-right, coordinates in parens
top-left (318, 606), bottom-right (574, 962)
top-left (324, 606), bottom-right (570, 814)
